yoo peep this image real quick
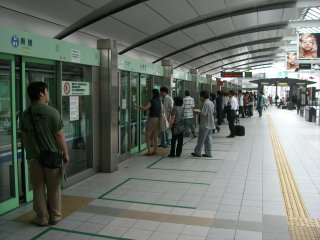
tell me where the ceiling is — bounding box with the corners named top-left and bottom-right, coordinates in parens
top-left (0, 0), bottom-right (319, 77)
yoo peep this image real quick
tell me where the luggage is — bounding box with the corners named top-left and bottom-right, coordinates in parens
top-left (235, 117), bottom-right (245, 136)
top-left (235, 125), bottom-right (245, 136)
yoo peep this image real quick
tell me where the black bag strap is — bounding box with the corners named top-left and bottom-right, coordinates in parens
top-left (28, 106), bottom-right (43, 151)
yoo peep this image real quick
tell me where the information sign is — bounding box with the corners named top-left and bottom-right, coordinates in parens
top-left (69, 96), bottom-right (79, 121)
top-left (62, 81), bottom-right (90, 96)
top-left (221, 72), bottom-right (243, 78)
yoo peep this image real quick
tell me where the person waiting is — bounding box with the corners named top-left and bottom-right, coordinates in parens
top-left (182, 90), bottom-right (196, 137)
top-left (168, 97), bottom-right (184, 158)
top-left (134, 89), bottom-right (161, 156)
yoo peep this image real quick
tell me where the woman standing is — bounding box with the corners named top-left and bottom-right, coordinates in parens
top-left (168, 97), bottom-right (184, 158)
top-left (134, 89), bottom-right (161, 156)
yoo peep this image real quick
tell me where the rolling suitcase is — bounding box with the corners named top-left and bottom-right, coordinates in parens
top-left (235, 119), bottom-right (245, 136)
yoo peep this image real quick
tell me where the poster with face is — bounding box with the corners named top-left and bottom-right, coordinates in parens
top-left (298, 33), bottom-right (320, 59)
top-left (286, 52), bottom-right (298, 70)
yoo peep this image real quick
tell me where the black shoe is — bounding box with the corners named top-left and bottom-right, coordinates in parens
top-left (191, 152), bottom-right (201, 157)
top-left (227, 135), bottom-right (235, 138)
top-left (202, 154), bottom-right (212, 157)
top-left (158, 144), bottom-right (164, 148)
top-left (168, 154), bottom-right (175, 158)
top-left (176, 155), bottom-right (180, 158)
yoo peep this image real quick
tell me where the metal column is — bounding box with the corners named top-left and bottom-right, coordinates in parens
top-left (206, 74), bottom-right (212, 92)
top-left (190, 69), bottom-right (198, 107)
top-left (161, 59), bottom-right (172, 95)
top-left (97, 39), bottom-right (119, 173)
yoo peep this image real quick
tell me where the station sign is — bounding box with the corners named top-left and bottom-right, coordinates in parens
top-left (221, 72), bottom-right (243, 78)
top-left (62, 81), bottom-right (90, 96)
top-left (244, 72), bottom-right (252, 78)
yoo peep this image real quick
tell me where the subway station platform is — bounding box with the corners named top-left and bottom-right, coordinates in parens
top-left (0, 106), bottom-right (319, 240)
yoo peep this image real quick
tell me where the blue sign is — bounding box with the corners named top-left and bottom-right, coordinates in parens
top-left (11, 35), bottom-right (19, 48)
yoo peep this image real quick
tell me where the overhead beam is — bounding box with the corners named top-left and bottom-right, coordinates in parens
top-left (201, 58), bottom-right (275, 75)
top-left (288, 19), bottom-right (320, 28)
top-left (54, 0), bottom-right (148, 40)
top-left (173, 37), bottom-right (283, 69)
top-left (199, 54), bottom-right (276, 75)
top-left (153, 21), bottom-right (288, 63)
top-left (210, 63), bottom-right (274, 76)
top-left (119, 0), bottom-right (296, 54)
top-left (196, 46), bottom-right (279, 69)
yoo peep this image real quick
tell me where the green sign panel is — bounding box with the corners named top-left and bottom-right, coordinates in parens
top-left (244, 72), bottom-right (252, 78)
top-left (0, 26), bottom-right (100, 66)
top-left (118, 55), bottom-right (164, 76)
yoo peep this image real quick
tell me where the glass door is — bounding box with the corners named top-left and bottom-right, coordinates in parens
top-left (185, 81), bottom-right (191, 96)
top-left (119, 71), bottom-right (130, 159)
top-left (153, 76), bottom-right (162, 91)
top-left (175, 79), bottom-right (185, 97)
top-left (130, 73), bottom-right (139, 154)
top-left (0, 54), bottom-right (19, 215)
top-left (61, 63), bottom-right (93, 177)
top-left (139, 74), bottom-right (151, 151)
top-left (19, 57), bottom-right (57, 202)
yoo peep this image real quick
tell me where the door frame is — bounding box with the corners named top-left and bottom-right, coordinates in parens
top-left (129, 72), bottom-right (139, 154)
top-left (21, 56), bottom-right (57, 203)
top-left (0, 53), bottom-right (19, 215)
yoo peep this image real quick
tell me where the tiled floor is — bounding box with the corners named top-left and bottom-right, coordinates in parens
top-left (1, 106), bottom-right (319, 240)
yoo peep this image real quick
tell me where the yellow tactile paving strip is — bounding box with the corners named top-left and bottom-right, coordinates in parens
top-left (13, 195), bottom-right (94, 224)
top-left (267, 116), bottom-right (320, 240)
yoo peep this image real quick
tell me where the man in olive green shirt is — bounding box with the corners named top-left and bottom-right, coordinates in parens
top-left (20, 82), bottom-right (69, 226)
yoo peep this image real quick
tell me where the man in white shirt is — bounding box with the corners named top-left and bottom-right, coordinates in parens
top-left (227, 90), bottom-right (238, 138)
top-left (238, 90), bottom-right (245, 118)
top-left (191, 91), bottom-right (215, 157)
top-left (183, 90), bottom-right (196, 137)
top-left (159, 87), bottom-right (173, 148)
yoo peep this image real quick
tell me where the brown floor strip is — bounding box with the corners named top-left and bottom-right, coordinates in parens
top-left (13, 195), bottom-right (94, 224)
top-left (81, 205), bottom-right (214, 227)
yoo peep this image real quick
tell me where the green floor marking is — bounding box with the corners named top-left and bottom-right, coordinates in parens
top-left (98, 178), bottom-right (209, 209)
top-left (31, 227), bottom-right (134, 240)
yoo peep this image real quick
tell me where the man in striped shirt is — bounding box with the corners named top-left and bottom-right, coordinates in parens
top-left (183, 90), bottom-right (197, 137)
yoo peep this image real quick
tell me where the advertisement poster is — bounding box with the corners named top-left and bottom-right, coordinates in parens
top-left (298, 33), bottom-right (320, 59)
top-left (286, 52), bottom-right (298, 70)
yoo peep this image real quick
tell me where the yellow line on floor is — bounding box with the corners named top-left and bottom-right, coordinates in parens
top-left (267, 116), bottom-right (320, 240)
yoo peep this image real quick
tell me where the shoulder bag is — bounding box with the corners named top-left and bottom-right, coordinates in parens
top-left (159, 103), bottom-right (169, 132)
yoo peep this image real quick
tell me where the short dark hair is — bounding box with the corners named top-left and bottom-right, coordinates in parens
top-left (185, 90), bottom-right (190, 96)
top-left (174, 97), bottom-right (183, 106)
top-left (200, 90), bottom-right (209, 99)
top-left (229, 90), bottom-right (235, 95)
top-left (160, 87), bottom-right (168, 94)
top-left (152, 89), bottom-right (160, 98)
top-left (27, 81), bottom-right (48, 102)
